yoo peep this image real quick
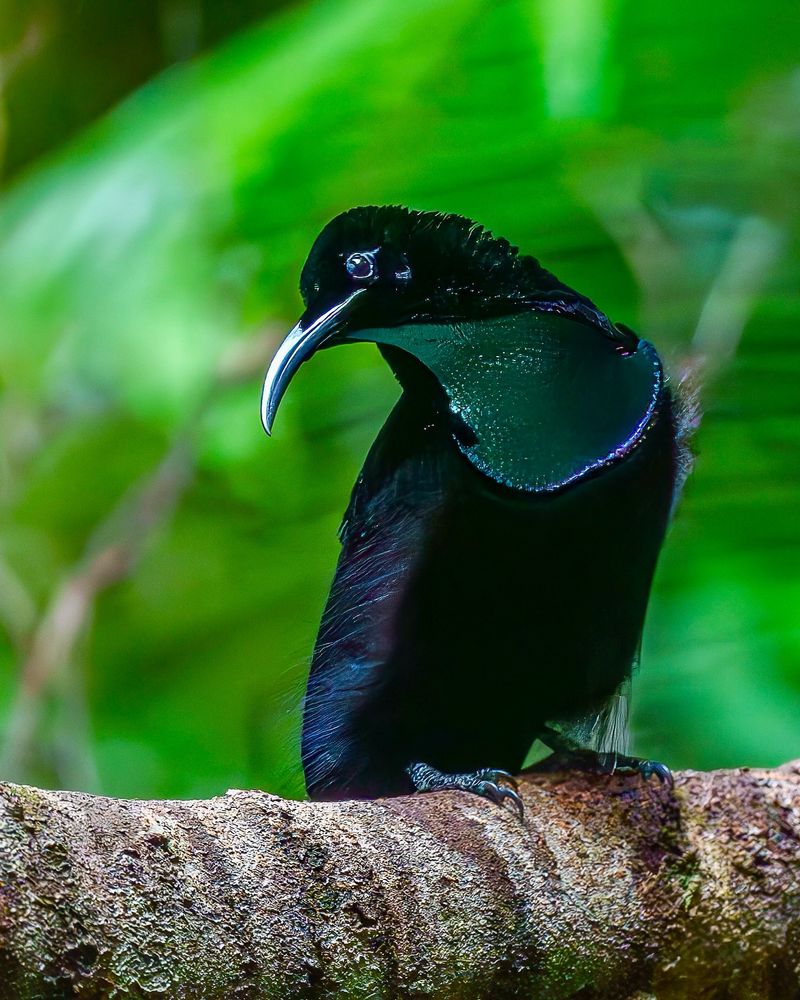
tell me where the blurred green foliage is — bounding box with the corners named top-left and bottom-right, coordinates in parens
top-left (0, 0), bottom-right (797, 800)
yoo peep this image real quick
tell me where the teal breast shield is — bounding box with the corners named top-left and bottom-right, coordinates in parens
top-left (354, 311), bottom-right (663, 493)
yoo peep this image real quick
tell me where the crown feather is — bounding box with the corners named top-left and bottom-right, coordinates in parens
top-left (300, 205), bottom-right (617, 335)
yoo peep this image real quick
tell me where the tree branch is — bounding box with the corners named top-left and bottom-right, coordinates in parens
top-left (0, 762), bottom-right (798, 998)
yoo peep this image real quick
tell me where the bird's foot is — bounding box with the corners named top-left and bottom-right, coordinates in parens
top-left (606, 752), bottom-right (673, 787)
top-left (533, 748), bottom-right (673, 788)
top-left (406, 762), bottom-right (524, 818)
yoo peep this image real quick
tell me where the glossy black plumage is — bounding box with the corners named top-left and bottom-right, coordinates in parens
top-left (261, 206), bottom-right (683, 802)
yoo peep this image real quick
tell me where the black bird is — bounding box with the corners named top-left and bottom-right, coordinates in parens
top-left (261, 206), bottom-right (688, 813)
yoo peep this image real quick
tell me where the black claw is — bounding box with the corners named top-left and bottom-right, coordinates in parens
top-left (637, 760), bottom-right (674, 787)
top-left (605, 754), bottom-right (674, 788)
top-left (407, 762), bottom-right (524, 819)
top-left (485, 783), bottom-right (524, 818)
top-left (531, 749), bottom-right (673, 790)
top-left (478, 768), bottom-right (520, 792)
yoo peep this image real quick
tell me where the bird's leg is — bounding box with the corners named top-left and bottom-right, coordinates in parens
top-left (406, 762), bottom-right (524, 818)
top-left (535, 726), bottom-right (673, 787)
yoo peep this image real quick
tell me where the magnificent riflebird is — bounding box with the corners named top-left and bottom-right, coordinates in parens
top-left (261, 206), bottom-right (687, 814)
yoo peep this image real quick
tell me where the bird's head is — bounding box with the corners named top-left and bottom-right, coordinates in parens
top-left (261, 206), bottom-right (665, 493)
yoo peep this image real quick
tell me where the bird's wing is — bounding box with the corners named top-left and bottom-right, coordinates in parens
top-left (302, 391), bottom-right (450, 797)
top-left (338, 389), bottom-right (449, 546)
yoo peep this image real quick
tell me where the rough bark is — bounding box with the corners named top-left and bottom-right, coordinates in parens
top-left (0, 763), bottom-right (798, 999)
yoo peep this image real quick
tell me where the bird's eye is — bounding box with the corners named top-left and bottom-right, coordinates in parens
top-left (345, 252), bottom-right (376, 281)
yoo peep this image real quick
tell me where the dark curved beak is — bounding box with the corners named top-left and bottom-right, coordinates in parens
top-left (260, 288), bottom-right (366, 435)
